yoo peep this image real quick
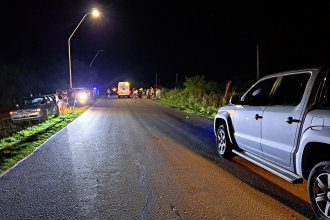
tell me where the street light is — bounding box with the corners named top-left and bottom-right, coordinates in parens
top-left (68, 8), bottom-right (100, 89)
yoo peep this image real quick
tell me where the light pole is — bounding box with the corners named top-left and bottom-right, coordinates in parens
top-left (68, 8), bottom-right (100, 89)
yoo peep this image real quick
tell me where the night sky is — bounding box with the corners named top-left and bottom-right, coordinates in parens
top-left (2, 1), bottom-right (330, 89)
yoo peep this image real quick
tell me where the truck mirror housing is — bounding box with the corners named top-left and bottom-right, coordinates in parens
top-left (229, 94), bottom-right (241, 105)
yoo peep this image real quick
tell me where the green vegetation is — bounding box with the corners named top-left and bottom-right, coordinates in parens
top-left (159, 75), bottom-right (253, 119)
top-left (0, 107), bottom-right (87, 173)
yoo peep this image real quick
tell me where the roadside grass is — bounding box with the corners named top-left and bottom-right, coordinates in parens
top-left (0, 107), bottom-right (88, 174)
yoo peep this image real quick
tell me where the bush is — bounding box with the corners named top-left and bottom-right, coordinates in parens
top-left (159, 75), bottom-right (254, 118)
top-left (159, 75), bottom-right (229, 118)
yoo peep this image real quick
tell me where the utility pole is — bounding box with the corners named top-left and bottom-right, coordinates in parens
top-left (257, 44), bottom-right (260, 81)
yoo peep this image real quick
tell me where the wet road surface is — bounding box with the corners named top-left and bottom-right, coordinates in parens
top-left (0, 97), bottom-right (316, 219)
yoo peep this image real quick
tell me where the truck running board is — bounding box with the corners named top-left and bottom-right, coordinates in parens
top-left (232, 149), bottom-right (303, 183)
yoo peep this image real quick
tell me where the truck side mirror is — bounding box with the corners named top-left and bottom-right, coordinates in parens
top-left (229, 94), bottom-right (241, 105)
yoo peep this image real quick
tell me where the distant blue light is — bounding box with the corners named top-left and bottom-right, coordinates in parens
top-left (93, 87), bottom-right (97, 90)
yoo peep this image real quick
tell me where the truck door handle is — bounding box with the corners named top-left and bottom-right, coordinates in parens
top-left (285, 117), bottom-right (300, 124)
top-left (255, 114), bottom-right (263, 120)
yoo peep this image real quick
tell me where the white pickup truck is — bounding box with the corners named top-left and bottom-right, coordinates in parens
top-left (214, 67), bottom-right (330, 219)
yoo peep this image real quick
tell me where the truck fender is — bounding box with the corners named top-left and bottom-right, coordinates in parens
top-left (214, 111), bottom-right (236, 145)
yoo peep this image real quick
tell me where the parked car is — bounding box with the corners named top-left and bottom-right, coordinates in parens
top-left (214, 66), bottom-right (330, 219)
top-left (9, 95), bottom-right (59, 123)
top-left (68, 87), bottom-right (93, 106)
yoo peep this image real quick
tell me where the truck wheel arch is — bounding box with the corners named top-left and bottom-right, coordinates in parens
top-left (214, 113), bottom-right (236, 146)
top-left (301, 142), bottom-right (330, 179)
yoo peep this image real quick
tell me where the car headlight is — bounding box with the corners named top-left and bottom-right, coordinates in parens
top-left (79, 93), bottom-right (87, 100)
top-left (33, 108), bottom-right (42, 112)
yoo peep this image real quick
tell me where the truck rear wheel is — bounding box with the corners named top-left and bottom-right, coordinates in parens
top-left (308, 161), bottom-right (330, 220)
top-left (216, 124), bottom-right (234, 158)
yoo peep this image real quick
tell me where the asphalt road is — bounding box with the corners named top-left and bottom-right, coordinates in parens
top-left (0, 97), bottom-right (316, 219)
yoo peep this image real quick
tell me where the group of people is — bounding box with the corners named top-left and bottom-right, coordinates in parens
top-left (55, 89), bottom-right (76, 115)
top-left (146, 87), bottom-right (161, 100)
top-left (131, 87), bottom-right (161, 100)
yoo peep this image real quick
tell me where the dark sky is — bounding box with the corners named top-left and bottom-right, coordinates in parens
top-left (2, 1), bottom-right (330, 89)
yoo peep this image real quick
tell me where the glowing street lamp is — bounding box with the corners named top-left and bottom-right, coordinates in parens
top-left (68, 8), bottom-right (100, 89)
top-left (91, 8), bottom-right (100, 18)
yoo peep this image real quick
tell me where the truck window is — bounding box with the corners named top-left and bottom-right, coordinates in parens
top-left (271, 73), bottom-right (310, 106)
top-left (242, 77), bottom-right (277, 106)
top-left (320, 76), bottom-right (330, 108)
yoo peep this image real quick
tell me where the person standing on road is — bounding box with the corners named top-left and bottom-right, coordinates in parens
top-left (133, 88), bottom-right (138, 99)
top-left (107, 88), bottom-right (111, 98)
top-left (146, 88), bottom-right (151, 99)
top-left (156, 88), bottom-right (161, 99)
top-left (56, 89), bottom-right (66, 115)
top-left (67, 90), bottom-right (76, 113)
top-left (138, 87), bottom-right (143, 98)
top-left (150, 87), bottom-right (154, 99)
top-left (62, 90), bottom-right (68, 113)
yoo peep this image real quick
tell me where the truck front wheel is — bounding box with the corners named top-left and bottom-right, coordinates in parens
top-left (308, 161), bottom-right (330, 220)
top-left (216, 124), bottom-right (234, 158)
